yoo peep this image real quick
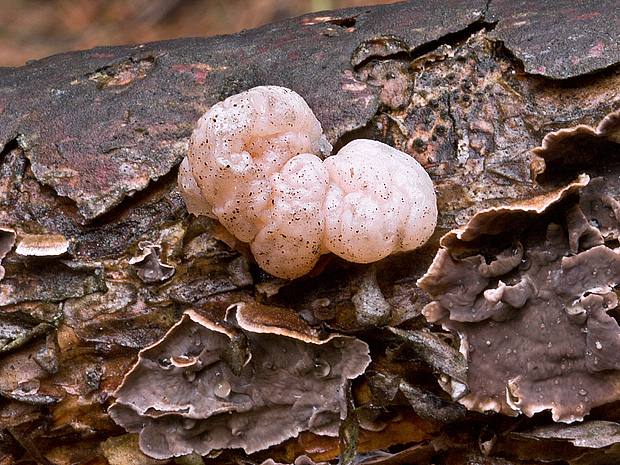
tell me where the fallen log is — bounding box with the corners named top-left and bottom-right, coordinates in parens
top-left (2, 1), bottom-right (620, 464)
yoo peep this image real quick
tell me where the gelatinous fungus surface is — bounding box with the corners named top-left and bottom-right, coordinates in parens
top-left (178, 86), bottom-right (436, 279)
top-left (418, 174), bottom-right (620, 422)
top-left (109, 305), bottom-right (370, 459)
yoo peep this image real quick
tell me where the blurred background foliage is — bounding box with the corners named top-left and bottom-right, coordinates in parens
top-left (0, 0), bottom-right (401, 67)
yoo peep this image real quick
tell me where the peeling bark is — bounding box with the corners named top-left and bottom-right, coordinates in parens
top-left (2, 1), bottom-right (620, 464)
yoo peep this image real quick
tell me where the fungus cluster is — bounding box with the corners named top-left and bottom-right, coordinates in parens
top-left (178, 86), bottom-right (437, 279)
top-left (109, 304), bottom-right (370, 459)
top-left (419, 130), bottom-right (620, 422)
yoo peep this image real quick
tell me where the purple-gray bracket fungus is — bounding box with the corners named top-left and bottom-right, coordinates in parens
top-left (129, 241), bottom-right (175, 283)
top-left (109, 303), bottom-right (371, 459)
top-left (418, 174), bottom-right (620, 422)
top-left (178, 85), bottom-right (437, 279)
top-left (531, 110), bottom-right (620, 184)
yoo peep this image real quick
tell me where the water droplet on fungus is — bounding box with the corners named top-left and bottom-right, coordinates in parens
top-left (313, 357), bottom-right (331, 377)
top-left (158, 356), bottom-right (172, 370)
top-left (213, 380), bottom-right (232, 398)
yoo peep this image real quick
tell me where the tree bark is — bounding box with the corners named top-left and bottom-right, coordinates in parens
top-left (1, 0), bottom-right (620, 464)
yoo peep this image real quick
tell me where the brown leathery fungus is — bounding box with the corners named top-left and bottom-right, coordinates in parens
top-left (178, 86), bottom-right (437, 279)
top-left (418, 174), bottom-right (620, 422)
top-left (109, 304), bottom-right (370, 459)
top-left (14, 233), bottom-right (69, 257)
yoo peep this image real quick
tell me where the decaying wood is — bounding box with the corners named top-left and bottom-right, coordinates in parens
top-left (1, 0), bottom-right (620, 464)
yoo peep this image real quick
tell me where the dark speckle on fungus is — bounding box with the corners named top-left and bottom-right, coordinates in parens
top-left (109, 304), bottom-right (370, 459)
top-left (418, 172), bottom-right (620, 422)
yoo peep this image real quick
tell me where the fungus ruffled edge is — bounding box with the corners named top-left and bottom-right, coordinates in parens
top-left (109, 304), bottom-right (371, 459)
top-left (418, 108), bottom-right (620, 422)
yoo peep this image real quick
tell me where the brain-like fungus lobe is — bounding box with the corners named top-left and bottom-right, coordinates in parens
top-left (418, 109), bottom-right (620, 422)
top-left (109, 304), bottom-right (371, 459)
top-left (323, 139), bottom-right (437, 263)
top-left (178, 86), bottom-right (437, 279)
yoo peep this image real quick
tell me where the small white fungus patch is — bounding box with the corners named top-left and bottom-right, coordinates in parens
top-left (178, 86), bottom-right (437, 279)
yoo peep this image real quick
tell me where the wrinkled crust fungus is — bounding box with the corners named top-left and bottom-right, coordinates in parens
top-left (178, 86), bottom-right (437, 279)
top-left (418, 174), bottom-right (620, 422)
top-left (109, 305), bottom-right (370, 459)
